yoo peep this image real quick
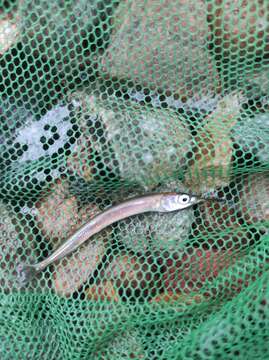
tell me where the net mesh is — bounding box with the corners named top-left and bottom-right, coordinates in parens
top-left (0, 0), bottom-right (269, 358)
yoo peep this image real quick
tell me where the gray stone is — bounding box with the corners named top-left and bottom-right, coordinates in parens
top-left (0, 202), bottom-right (36, 291)
top-left (75, 93), bottom-right (192, 190)
top-left (116, 181), bottom-right (194, 253)
top-left (51, 233), bottom-right (106, 297)
top-left (232, 113), bottom-right (269, 164)
top-left (239, 173), bottom-right (269, 224)
top-left (100, 0), bottom-right (219, 99)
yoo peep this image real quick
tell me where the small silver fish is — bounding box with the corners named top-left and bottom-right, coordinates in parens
top-left (16, 192), bottom-right (215, 285)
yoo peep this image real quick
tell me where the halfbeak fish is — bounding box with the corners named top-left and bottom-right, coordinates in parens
top-left (17, 192), bottom-right (220, 285)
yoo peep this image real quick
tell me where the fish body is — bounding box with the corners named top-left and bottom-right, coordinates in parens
top-left (17, 192), bottom-right (203, 285)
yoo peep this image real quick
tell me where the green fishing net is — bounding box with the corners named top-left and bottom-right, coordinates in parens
top-left (0, 0), bottom-right (269, 359)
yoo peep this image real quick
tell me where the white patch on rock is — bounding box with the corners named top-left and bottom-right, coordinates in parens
top-left (15, 104), bottom-right (73, 162)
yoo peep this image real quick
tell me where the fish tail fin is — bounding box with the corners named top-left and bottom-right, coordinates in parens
top-left (16, 263), bottom-right (38, 286)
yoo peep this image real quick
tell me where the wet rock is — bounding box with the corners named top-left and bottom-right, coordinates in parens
top-left (0, 98), bottom-right (81, 200)
top-left (150, 291), bottom-right (203, 305)
top-left (74, 93), bottom-right (192, 190)
top-left (87, 253), bottom-right (162, 301)
top-left (127, 87), bottom-right (220, 115)
top-left (0, 201), bottom-right (36, 292)
top-left (67, 135), bottom-right (94, 182)
top-left (17, 0), bottom-right (117, 93)
top-left (239, 173), bottom-right (269, 223)
top-left (33, 179), bottom-right (99, 249)
top-left (86, 279), bottom-right (119, 302)
top-left (161, 248), bottom-right (235, 295)
top-left (198, 201), bottom-right (240, 233)
top-left (32, 178), bottom-right (107, 296)
top-left (51, 233), bottom-right (106, 297)
top-left (116, 181), bottom-right (194, 253)
top-left (117, 208), bottom-right (194, 254)
top-left (232, 113), bottom-right (269, 165)
top-left (0, 98), bottom-right (33, 166)
top-left (0, 9), bottom-right (20, 54)
top-left (19, 0), bottom-right (114, 53)
top-left (196, 179), bottom-right (243, 232)
top-left (185, 91), bottom-right (244, 193)
top-left (13, 103), bottom-right (77, 162)
top-left (100, 0), bottom-right (219, 99)
top-left (244, 69), bottom-right (269, 100)
top-left (208, 0), bottom-right (268, 76)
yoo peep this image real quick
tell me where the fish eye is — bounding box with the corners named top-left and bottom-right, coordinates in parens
top-left (179, 194), bottom-right (190, 203)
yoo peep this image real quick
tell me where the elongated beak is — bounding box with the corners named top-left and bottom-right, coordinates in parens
top-left (190, 196), bottom-right (205, 205)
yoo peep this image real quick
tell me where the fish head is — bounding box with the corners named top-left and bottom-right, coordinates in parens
top-left (159, 193), bottom-right (202, 212)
